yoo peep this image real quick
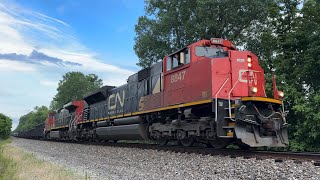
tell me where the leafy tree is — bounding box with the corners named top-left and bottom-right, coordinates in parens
top-left (50, 72), bottom-right (103, 110)
top-left (14, 106), bottom-right (48, 132)
top-left (248, 0), bottom-right (320, 151)
top-left (0, 113), bottom-right (12, 139)
top-left (135, 0), bottom-right (320, 151)
top-left (134, 0), bottom-right (272, 68)
top-left (286, 0), bottom-right (320, 151)
top-left (266, 0), bottom-right (320, 151)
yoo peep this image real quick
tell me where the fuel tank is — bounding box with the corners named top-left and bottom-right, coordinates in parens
top-left (114, 116), bottom-right (142, 125)
top-left (96, 124), bottom-right (147, 140)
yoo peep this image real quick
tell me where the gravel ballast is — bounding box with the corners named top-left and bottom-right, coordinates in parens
top-left (12, 138), bottom-right (320, 180)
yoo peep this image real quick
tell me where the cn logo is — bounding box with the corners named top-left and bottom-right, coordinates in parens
top-left (108, 91), bottom-right (125, 110)
top-left (239, 70), bottom-right (257, 85)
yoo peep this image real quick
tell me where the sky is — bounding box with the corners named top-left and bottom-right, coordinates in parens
top-left (0, 0), bottom-right (145, 130)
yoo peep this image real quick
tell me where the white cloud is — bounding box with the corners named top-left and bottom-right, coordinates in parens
top-left (0, 15), bottom-right (21, 40)
top-left (40, 48), bottom-right (134, 76)
top-left (40, 80), bottom-right (58, 87)
top-left (37, 60), bottom-right (60, 67)
top-left (0, 0), bottom-right (137, 86)
top-left (0, 1), bottom-right (133, 78)
top-left (0, 60), bottom-right (36, 72)
top-left (33, 11), bottom-right (70, 27)
top-left (0, 11), bottom-right (32, 54)
top-left (0, 1), bottom-right (137, 128)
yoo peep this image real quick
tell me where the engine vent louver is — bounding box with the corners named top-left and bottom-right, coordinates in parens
top-left (138, 67), bottom-right (150, 81)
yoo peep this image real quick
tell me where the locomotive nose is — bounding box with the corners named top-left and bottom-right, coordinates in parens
top-left (234, 101), bottom-right (289, 147)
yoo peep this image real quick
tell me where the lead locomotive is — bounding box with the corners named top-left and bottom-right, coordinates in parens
top-left (23, 38), bottom-right (289, 149)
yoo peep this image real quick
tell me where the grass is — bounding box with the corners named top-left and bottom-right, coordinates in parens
top-left (0, 138), bottom-right (83, 180)
top-left (0, 138), bottom-right (16, 180)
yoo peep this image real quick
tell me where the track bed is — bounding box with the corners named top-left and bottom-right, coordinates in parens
top-left (12, 138), bottom-right (320, 180)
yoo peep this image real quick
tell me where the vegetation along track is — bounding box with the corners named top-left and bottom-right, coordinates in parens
top-left (35, 138), bottom-right (320, 166)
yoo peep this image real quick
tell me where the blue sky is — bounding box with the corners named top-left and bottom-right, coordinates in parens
top-left (0, 0), bottom-right (145, 129)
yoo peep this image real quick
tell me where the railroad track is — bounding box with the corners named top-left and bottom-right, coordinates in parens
top-left (20, 137), bottom-right (320, 166)
top-left (51, 139), bottom-right (320, 166)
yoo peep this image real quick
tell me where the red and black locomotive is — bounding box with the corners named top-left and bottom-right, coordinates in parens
top-left (27, 38), bottom-right (289, 148)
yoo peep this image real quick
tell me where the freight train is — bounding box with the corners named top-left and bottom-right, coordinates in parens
top-left (16, 38), bottom-right (289, 149)
top-left (14, 123), bottom-right (44, 139)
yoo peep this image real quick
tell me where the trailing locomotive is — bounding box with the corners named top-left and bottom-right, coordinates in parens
top-left (23, 38), bottom-right (289, 149)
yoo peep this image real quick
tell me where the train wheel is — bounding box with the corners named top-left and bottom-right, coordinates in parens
top-left (176, 139), bottom-right (182, 146)
top-left (209, 139), bottom-right (229, 149)
top-left (157, 138), bottom-right (168, 146)
top-left (179, 137), bottom-right (195, 147)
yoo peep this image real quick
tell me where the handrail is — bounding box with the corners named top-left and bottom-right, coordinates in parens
top-left (67, 113), bottom-right (83, 140)
top-left (215, 77), bottom-right (230, 122)
top-left (262, 84), bottom-right (267, 97)
top-left (69, 108), bottom-right (89, 129)
top-left (68, 112), bottom-right (83, 131)
top-left (68, 115), bottom-right (76, 130)
top-left (227, 70), bottom-right (262, 121)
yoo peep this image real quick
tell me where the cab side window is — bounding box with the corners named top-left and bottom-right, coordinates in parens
top-left (185, 49), bottom-right (190, 64)
top-left (172, 55), bottom-right (179, 68)
top-left (179, 49), bottom-right (190, 64)
top-left (167, 48), bottom-right (190, 71)
top-left (166, 57), bottom-right (172, 71)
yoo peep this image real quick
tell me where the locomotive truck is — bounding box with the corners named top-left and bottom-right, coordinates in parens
top-left (22, 38), bottom-right (289, 149)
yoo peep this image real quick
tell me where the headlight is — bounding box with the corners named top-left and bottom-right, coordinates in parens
top-left (247, 56), bottom-right (252, 63)
top-left (278, 91), bottom-right (284, 98)
top-left (251, 87), bottom-right (258, 94)
top-left (248, 63), bottom-right (252, 68)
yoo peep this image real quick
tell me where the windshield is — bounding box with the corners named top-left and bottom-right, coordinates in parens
top-left (195, 46), bottom-right (224, 58)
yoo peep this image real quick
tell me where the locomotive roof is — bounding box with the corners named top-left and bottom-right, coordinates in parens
top-left (83, 85), bottom-right (115, 104)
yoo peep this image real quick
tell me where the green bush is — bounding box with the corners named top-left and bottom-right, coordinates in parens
top-left (0, 113), bottom-right (12, 139)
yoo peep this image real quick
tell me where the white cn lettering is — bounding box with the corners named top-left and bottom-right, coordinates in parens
top-left (116, 91), bottom-right (125, 107)
top-left (108, 91), bottom-right (125, 110)
top-left (239, 70), bottom-right (257, 85)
